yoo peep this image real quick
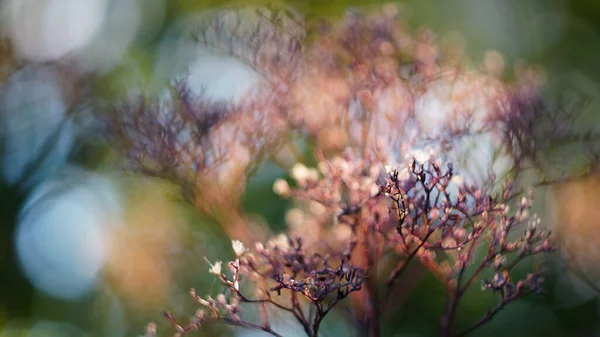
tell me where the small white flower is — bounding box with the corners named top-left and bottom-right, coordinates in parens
top-left (273, 178), bottom-right (290, 195)
top-left (520, 196), bottom-right (529, 208)
top-left (208, 260), bottom-right (222, 275)
top-left (232, 240), bottom-right (246, 256)
top-left (291, 163), bottom-right (310, 182)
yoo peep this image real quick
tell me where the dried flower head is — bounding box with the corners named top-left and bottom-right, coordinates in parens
top-left (207, 260), bottom-right (222, 276)
top-left (232, 240), bottom-right (247, 257)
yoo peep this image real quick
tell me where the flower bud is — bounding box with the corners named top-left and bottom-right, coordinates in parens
top-left (273, 178), bottom-right (290, 196)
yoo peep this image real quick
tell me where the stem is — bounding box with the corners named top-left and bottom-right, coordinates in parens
top-left (441, 288), bottom-right (462, 337)
top-left (164, 311), bottom-right (285, 337)
top-left (442, 230), bottom-right (478, 337)
top-left (453, 289), bottom-right (536, 337)
top-left (311, 303), bottom-right (325, 337)
top-left (292, 291), bottom-right (312, 336)
top-left (388, 228), bottom-right (437, 286)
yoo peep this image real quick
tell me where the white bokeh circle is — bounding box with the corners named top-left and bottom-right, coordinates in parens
top-left (0, 66), bottom-right (76, 188)
top-left (2, 0), bottom-right (109, 61)
top-left (15, 168), bottom-right (123, 300)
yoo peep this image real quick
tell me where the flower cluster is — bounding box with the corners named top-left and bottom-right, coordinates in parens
top-left (165, 236), bottom-right (363, 337)
top-left (164, 148), bottom-right (555, 337)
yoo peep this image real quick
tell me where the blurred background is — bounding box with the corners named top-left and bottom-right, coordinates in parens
top-left (1, 0), bottom-right (600, 336)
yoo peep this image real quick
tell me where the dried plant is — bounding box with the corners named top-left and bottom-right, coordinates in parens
top-left (98, 4), bottom-right (597, 337)
top-left (162, 149), bottom-right (554, 337)
top-left (0, 2), bottom-right (598, 337)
